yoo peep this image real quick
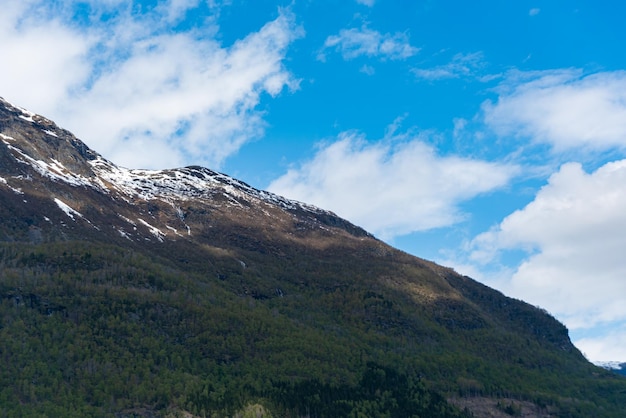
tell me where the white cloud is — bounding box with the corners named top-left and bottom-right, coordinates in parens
top-left (356, 0), bottom-right (375, 6)
top-left (159, 0), bottom-right (202, 23)
top-left (268, 132), bottom-right (517, 239)
top-left (318, 25), bottom-right (419, 62)
top-left (529, 8), bottom-right (540, 16)
top-left (0, 0), bottom-right (301, 169)
top-left (483, 70), bottom-right (626, 152)
top-left (0, 1), bottom-right (92, 114)
top-left (575, 326), bottom-right (626, 363)
top-left (412, 52), bottom-right (487, 81)
top-left (359, 64), bottom-right (375, 75)
top-left (452, 118), bottom-right (468, 138)
top-left (468, 161), bottom-right (626, 331)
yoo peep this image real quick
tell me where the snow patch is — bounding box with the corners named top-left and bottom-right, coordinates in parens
top-left (0, 176), bottom-right (24, 195)
top-left (166, 225), bottom-right (182, 237)
top-left (54, 198), bottom-right (83, 220)
top-left (118, 214), bottom-right (137, 225)
top-left (137, 218), bottom-right (165, 242)
top-left (43, 129), bottom-right (58, 137)
top-left (15, 104), bottom-right (36, 118)
top-left (116, 228), bottom-right (132, 240)
top-left (5, 143), bottom-right (97, 189)
top-left (2, 97), bottom-right (49, 125)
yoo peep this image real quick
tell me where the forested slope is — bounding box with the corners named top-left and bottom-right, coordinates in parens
top-left (1, 238), bottom-right (625, 417)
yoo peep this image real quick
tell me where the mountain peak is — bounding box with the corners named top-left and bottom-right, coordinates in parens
top-left (1, 97), bottom-right (370, 245)
top-left (1, 96), bottom-right (100, 180)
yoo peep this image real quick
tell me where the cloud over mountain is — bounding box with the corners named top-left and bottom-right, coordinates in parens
top-left (269, 132), bottom-right (517, 240)
top-left (0, 0), bottom-right (301, 169)
top-left (470, 161), bottom-right (626, 328)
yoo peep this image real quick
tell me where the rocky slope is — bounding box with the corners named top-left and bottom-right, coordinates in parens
top-left (0, 97), bottom-right (367, 246)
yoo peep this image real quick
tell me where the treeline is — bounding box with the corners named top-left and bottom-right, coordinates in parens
top-left (185, 363), bottom-right (472, 417)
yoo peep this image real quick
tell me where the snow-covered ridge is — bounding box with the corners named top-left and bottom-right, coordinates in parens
top-left (90, 157), bottom-right (326, 214)
top-left (4, 140), bottom-right (99, 189)
top-left (595, 361), bottom-right (626, 370)
top-left (1, 96), bottom-right (52, 126)
top-left (1, 96), bottom-right (329, 218)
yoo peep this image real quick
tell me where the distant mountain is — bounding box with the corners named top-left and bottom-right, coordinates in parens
top-left (597, 361), bottom-right (626, 377)
top-left (1, 96), bottom-right (626, 417)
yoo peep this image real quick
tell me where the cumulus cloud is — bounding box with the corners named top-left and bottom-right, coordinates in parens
top-left (483, 70), bottom-right (626, 152)
top-left (412, 52), bottom-right (487, 81)
top-left (0, 1), bottom-right (92, 114)
top-left (268, 132), bottom-right (517, 239)
top-left (318, 25), bottom-right (419, 62)
top-left (468, 161), bottom-right (626, 332)
top-left (0, 0), bottom-right (301, 169)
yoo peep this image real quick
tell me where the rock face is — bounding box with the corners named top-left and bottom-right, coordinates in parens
top-left (1, 96), bottom-right (625, 417)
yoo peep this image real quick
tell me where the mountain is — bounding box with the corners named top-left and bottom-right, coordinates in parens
top-left (597, 362), bottom-right (626, 377)
top-left (1, 96), bottom-right (625, 417)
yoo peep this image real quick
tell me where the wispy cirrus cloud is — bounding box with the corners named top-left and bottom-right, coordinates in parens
top-left (318, 25), bottom-right (419, 62)
top-left (0, 0), bottom-right (301, 169)
top-left (483, 69), bottom-right (626, 152)
top-left (158, 0), bottom-right (202, 23)
top-left (412, 52), bottom-right (488, 81)
top-left (359, 64), bottom-right (375, 75)
top-left (269, 130), bottom-right (517, 240)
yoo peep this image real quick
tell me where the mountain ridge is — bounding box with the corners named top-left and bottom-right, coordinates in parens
top-left (1, 95), bottom-right (625, 417)
top-left (0, 96), bottom-right (370, 246)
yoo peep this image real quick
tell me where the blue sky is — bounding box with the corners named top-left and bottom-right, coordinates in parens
top-left (2, 0), bottom-right (626, 363)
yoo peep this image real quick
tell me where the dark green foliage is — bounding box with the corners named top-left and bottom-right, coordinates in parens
top-left (1, 241), bottom-right (625, 417)
top-left (264, 362), bottom-right (471, 417)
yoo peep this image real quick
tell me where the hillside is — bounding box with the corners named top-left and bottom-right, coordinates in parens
top-left (1, 96), bottom-right (625, 417)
